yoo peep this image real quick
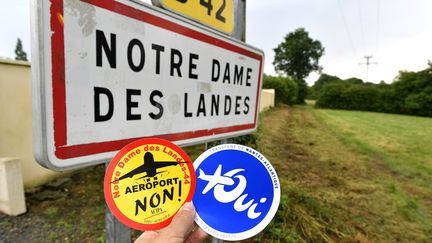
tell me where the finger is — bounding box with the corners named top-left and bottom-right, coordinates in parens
top-left (165, 202), bottom-right (196, 238)
top-left (186, 227), bottom-right (208, 243)
top-left (134, 231), bottom-right (159, 243)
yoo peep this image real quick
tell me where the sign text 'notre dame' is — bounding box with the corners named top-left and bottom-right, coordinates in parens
top-left (32, 0), bottom-right (263, 169)
top-left (94, 29), bottom-right (253, 122)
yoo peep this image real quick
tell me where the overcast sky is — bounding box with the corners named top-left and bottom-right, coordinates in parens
top-left (247, 0), bottom-right (432, 85)
top-left (1, 0), bottom-right (431, 85)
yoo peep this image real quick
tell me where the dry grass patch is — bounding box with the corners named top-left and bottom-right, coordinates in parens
top-left (256, 105), bottom-right (431, 242)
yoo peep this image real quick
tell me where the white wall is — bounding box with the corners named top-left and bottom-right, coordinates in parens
top-left (260, 89), bottom-right (275, 112)
top-left (0, 59), bottom-right (64, 188)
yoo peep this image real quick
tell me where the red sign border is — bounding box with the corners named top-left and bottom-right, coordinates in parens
top-left (103, 138), bottom-right (196, 231)
top-left (50, 0), bottom-right (263, 159)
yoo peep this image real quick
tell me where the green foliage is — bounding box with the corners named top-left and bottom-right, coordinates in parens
top-left (231, 133), bottom-right (259, 148)
top-left (315, 62), bottom-right (432, 117)
top-left (256, 186), bottom-right (347, 242)
top-left (344, 77), bottom-right (364, 85)
top-left (393, 63), bottom-right (432, 116)
top-left (311, 74), bottom-right (364, 97)
top-left (309, 74), bottom-right (362, 100)
top-left (273, 28), bottom-right (325, 81)
top-left (315, 82), bottom-right (349, 109)
top-left (342, 85), bottom-right (383, 111)
top-left (44, 207), bottom-right (59, 218)
top-left (14, 38), bottom-right (28, 61)
top-left (295, 79), bottom-right (308, 104)
top-left (263, 75), bottom-right (298, 105)
top-left (312, 74), bottom-right (343, 94)
top-left (273, 28), bottom-right (324, 103)
top-left (375, 87), bottom-right (399, 113)
top-left (316, 83), bottom-right (398, 113)
top-left (404, 87), bottom-right (432, 116)
top-left (306, 86), bottom-right (317, 100)
top-left (209, 111), bottom-right (266, 149)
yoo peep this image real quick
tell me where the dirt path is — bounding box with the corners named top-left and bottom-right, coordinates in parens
top-left (257, 105), bottom-right (431, 242)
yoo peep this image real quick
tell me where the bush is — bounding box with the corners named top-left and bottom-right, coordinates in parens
top-left (376, 88), bottom-right (399, 113)
top-left (404, 87), bottom-right (432, 117)
top-left (312, 74), bottom-right (342, 94)
top-left (315, 63), bottom-right (432, 117)
top-left (316, 83), bottom-right (399, 113)
top-left (342, 85), bottom-right (381, 111)
top-left (315, 83), bottom-right (349, 109)
top-left (306, 86), bottom-right (318, 100)
top-left (393, 65), bottom-right (432, 116)
top-left (263, 75), bottom-right (298, 105)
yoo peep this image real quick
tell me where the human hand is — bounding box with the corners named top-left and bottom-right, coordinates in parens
top-left (134, 202), bottom-right (207, 243)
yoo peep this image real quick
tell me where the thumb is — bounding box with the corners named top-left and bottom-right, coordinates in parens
top-left (165, 202), bottom-right (196, 238)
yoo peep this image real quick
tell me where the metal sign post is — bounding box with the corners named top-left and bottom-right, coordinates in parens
top-left (105, 162), bottom-right (131, 243)
top-left (234, 0), bottom-right (246, 42)
top-left (212, 1), bottom-right (245, 242)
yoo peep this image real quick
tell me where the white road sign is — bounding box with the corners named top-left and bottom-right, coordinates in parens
top-left (31, 0), bottom-right (264, 170)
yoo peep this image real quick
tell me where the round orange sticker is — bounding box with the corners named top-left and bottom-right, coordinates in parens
top-left (104, 138), bottom-right (196, 230)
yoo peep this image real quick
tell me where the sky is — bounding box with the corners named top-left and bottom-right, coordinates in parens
top-left (1, 0), bottom-right (431, 85)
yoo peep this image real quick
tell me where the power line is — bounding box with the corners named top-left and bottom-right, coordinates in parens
top-left (337, 0), bottom-right (357, 57)
top-left (375, 0), bottom-right (381, 56)
top-left (359, 55), bottom-right (377, 82)
top-left (357, 0), bottom-right (366, 54)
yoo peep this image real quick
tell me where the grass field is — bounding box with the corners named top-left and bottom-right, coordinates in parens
top-left (313, 108), bottom-right (432, 190)
top-left (257, 105), bottom-right (432, 242)
top-left (1, 104), bottom-right (431, 242)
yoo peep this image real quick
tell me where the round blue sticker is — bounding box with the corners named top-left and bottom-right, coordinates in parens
top-left (193, 144), bottom-right (280, 241)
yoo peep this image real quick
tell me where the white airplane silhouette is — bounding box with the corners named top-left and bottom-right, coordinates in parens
top-left (199, 164), bottom-right (244, 194)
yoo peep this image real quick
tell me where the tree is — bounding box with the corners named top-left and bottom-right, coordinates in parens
top-left (312, 74), bottom-right (342, 93)
top-left (263, 75), bottom-right (298, 105)
top-left (393, 61), bottom-right (432, 116)
top-left (273, 28), bottom-right (324, 103)
top-left (345, 77), bottom-right (364, 85)
top-left (15, 38), bottom-right (28, 61)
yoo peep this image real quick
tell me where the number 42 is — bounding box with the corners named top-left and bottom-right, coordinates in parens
top-left (176, 0), bottom-right (226, 23)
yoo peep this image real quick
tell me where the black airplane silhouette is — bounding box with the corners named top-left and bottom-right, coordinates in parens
top-left (112, 152), bottom-right (187, 183)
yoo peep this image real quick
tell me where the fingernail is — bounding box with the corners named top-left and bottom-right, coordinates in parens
top-left (180, 202), bottom-right (194, 212)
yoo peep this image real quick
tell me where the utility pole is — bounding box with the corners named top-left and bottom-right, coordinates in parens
top-left (359, 55), bottom-right (377, 82)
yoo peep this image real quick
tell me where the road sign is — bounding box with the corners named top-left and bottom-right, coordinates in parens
top-left (151, 0), bottom-right (235, 35)
top-left (31, 0), bottom-right (264, 170)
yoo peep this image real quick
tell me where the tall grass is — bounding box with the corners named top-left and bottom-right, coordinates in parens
top-left (313, 109), bottom-right (432, 190)
top-left (312, 108), bottom-right (432, 237)
top-left (255, 105), bottom-right (432, 241)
